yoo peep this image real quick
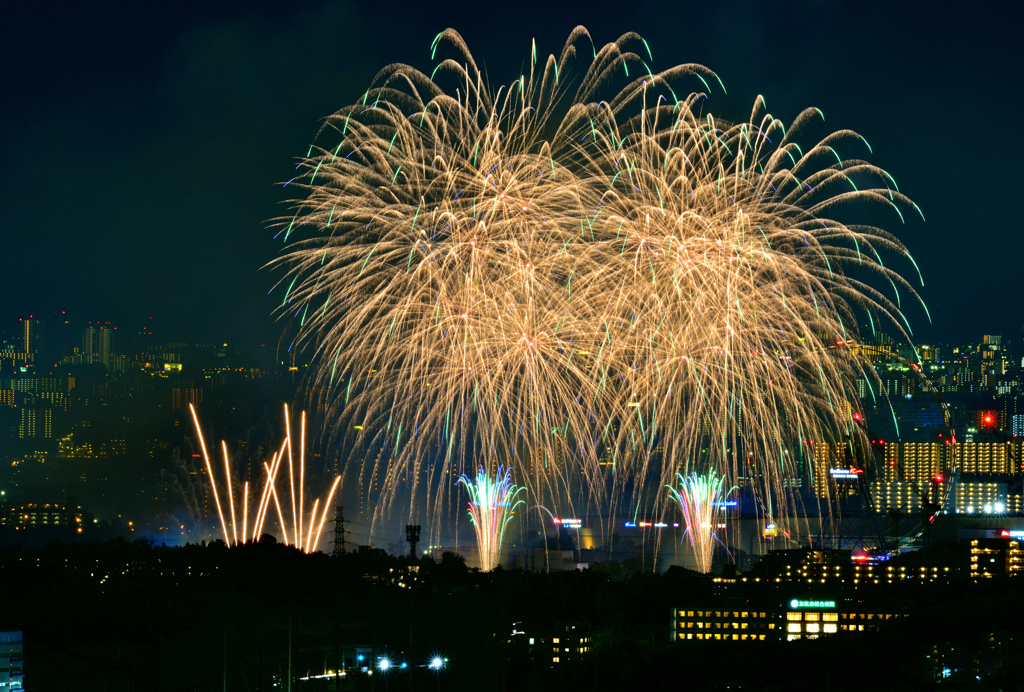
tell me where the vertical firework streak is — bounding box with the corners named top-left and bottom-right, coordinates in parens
top-left (273, 28), bottom-right (926, 546)
top-left (458, 466), bottom-right (526, 571)
top-left (188, 404), bottom-right (342, 552)
top-left (667, 470), bottom-right (736, 573)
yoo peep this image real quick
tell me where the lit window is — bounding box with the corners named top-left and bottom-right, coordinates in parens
top-left (823, 624), bottom-right (837, 633)
top-left (787, 624), bottom-right (801, 633)
top-left (823, 613), bottom-right (838, 622)
top-left (786, 612), bottom-right (802, 621)
top-left (805, 624), bottom-right (820, 633)
top-left (804, 612), bottom-right (820, 622)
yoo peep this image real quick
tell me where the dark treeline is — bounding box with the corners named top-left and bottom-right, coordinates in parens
top-left (1, 538), bottom-right (1022, 691)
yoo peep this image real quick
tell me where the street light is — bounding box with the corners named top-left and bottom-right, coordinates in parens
top-left (428, 655), bottom-right (447, 692)
top-left (378, 657), bottom-right (392, 692)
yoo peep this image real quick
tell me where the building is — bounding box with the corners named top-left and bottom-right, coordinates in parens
top-left (869, 480), bottom-right (928, 515)
top-left (968, 537), bottom-right (1024, 578)
top-left (671, 599), bottom-right (776, 642)
top-left (0, 631), bottom-right (23, 691)
top-left (958, 442), bottom-right (1015, 474)
top-left (748, 548), bottom-right (851, 584)
top-left (1, 502), bottom-right (89, 531)
top-left (671, 596), bottom-right (910, 642)
top-left (781, 598), bottom-right (909, 640)
top-left (17, 407), bottom-right (52, 439)
top-left (509, 623), bottom-right (591, 666)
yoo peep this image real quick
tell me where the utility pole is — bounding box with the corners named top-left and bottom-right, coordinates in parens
top-left (336, 596), bottom-right (343, 692)
top-left (332, 506), bottom-right (349, 557)
top-left (405, 524), bottom-right (421, 558)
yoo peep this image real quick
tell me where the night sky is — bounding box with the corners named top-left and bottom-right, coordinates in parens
top-left (3, 0), bottom-right (1020, 345)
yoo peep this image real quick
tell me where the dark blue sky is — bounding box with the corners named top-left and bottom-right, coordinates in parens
top-left (2, 0), bottom-right (1020, 345)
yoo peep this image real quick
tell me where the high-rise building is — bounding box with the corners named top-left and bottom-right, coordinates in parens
top-left (23, 318), bottom-right (33, 354)
top-left (17, 408), bottom-right (52, 439)
top-left (869, 480), bottom-right (927, 514)
top-left (80, 326), bottom-right (112, 368)
top-left (957, 442), bottom-right (1014, 474)
top-left (883, 442), bottom-right (945, 483)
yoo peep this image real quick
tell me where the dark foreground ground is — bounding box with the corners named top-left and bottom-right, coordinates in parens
top-left (1, 537), bottom-right (1021, 691)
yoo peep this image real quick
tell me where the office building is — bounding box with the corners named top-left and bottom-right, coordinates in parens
top-left (671, 596), bottom-right (910, 642)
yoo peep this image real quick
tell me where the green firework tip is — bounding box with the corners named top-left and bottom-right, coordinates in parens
top-left (905, 252), bottom-right (924, 287)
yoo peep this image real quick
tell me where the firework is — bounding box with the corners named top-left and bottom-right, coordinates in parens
top-left (458, 466), bottom-right (525, 570)
top-left (667, 470), bottom-right (735, 573)
top-left (273, 29), bottom-right (924, 542)
top-left (189, 404), bottom-right (341, 552)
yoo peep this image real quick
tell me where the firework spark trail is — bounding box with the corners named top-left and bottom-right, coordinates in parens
top-left (667, 470), bottom-right (735, 573)
top-left (273, 28), bottom-right (925, 544)
top-left (458, 466), bottom-right (526, 571)
top-left (188, 404), bottom-right (340, 552)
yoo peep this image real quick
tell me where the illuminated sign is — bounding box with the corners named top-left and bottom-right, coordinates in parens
top-left (163, 363), bottom-right (182, 372)
top-left (763, 523), bottom-right (777, 538)
top-left (789, 599), bottom-right (835, 609)
top-left (995, 529), bottom-right (1024, 539)
top-left (552, 517), bottom-right (582, 529)
top-left (712, 500), bottom-right (738, 507)
top-left (830, 468), bottom-right (862, 480)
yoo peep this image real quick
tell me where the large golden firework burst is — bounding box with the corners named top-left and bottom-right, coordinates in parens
top-left (271, 27), bottom-right (925, 545)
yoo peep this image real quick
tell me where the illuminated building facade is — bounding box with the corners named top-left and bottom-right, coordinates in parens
top-left (781, 598), bottom-right (908, 640)
top-left (883, 442), bottom-right (945, 482)
top-left (749, 549), bottom-right (851, 584)
top-left (671, 597), bottom-right (910, 642)
top-left (953, 482), bottom-right (1014, 514)
top-left (671, 600), bottom-right (775, 642)
top-left (0, 502), bottom-right (89, 532)
top-left (957, 442), bottom-right (1014, 474)
top-left (17, 408), bottom-right (52, 439)
top-left (968, 538), bottom-right (1023, 578)
top-left (0, 631), bottom-right (23, 691)
top-left (811, 440), bottom-right (859, 498)
top-left (511, 623), bottom-right (591, 666)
